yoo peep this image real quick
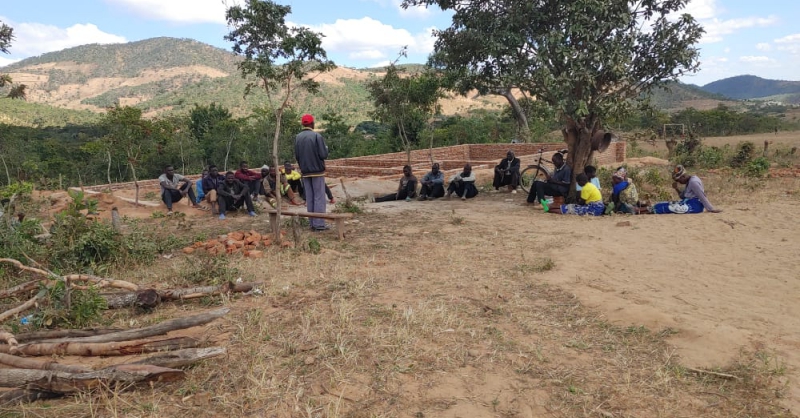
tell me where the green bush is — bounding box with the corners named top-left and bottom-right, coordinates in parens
top-left (0, 181), bottom-right (34, 199)
top-left (744, 157), bottom-right (770, 178)
top-left (695, 146), bottom-right (727, 169)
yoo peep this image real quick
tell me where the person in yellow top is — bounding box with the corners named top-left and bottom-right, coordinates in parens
top-left (559, 173), bottom-right (605, 216)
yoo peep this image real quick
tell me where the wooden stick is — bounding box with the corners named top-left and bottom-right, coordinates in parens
top-left (0, 353), bottom-right (90, 373)
top-left (686, 367), bottom-right (741, 381)
top-left (0, 389), bottom-right (61, 405)
top-left (0, 289), bottom-right (46, 323)
top-left (127, 347), bottom-right (227, 369)
top-left (34, 307), bottom-right (229, 344)
top-left (15, 328), bottom-right (123, 343)
top-left (0, 336), bottom-right (201, 356)
top-left (0, 332), bottom-right (18, 350)
top-left (0, 364), bottom-right (184, 393)
top-left (0, 280), bottom-right (40, 299)
top-left (101, 283), bottom-right (259, 309)
top-left (0, 258), bottom-right (139, 292)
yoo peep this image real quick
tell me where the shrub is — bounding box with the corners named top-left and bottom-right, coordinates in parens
top-left (696, 146), bottom-right (727, 169)
top-left (744, 157), bottom-right (770, 178)
top-left (730, 141), bottom-right (755, 168)
top-left (0, 181), bottom-right (34, 199)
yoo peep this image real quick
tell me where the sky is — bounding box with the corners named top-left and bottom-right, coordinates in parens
top-left (1, 0), bottom-right (799, 86)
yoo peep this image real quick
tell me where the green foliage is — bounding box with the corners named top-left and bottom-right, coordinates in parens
top-left (730, 141), bottom-right (755, 168)
top-left (695, 146), bottom-right (727, 169)
top-left (306, 237), bottom-right (321, 254)
top-left (335, 199), bottom-right (363, 214)
top-left (37, 281), bottom-right (107, 329)
top-left (744, 157), bottom-right (770, 178)
top-left (0, 181), bottom-right (33, 198)
top-left (180, 256), bottom-right (239, 285)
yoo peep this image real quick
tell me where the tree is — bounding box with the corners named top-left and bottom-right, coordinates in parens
top-left (101, 106), bottom-right (153, 204)
top-left (404, 0), bottom-right (703, 195)
top-left (367, 51), bottom-right (443, 164)
top-left (0, 21), bottom-right (26, 100)
top-left (225, 0), bottom-right (334, 240)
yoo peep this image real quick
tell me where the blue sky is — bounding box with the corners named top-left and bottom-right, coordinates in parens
top-left (1, 0), bottom-right (799, 85)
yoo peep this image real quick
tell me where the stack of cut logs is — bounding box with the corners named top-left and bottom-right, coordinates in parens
top-left (182, 229), bottom-right (292, 258)
top-left (0, 308), bottom-right (228, 405)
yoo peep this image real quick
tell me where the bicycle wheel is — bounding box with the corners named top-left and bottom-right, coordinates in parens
top-left (519, 165), bottom-right (550, 194)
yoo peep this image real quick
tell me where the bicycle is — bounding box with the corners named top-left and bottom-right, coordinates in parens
top-left (518, 148), bottom-right (568, 194)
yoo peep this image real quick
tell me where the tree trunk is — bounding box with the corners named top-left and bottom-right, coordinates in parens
top-left (398, 122), bottom-right (412, 165)
top-left (100, 283), bottom-right (258, 309)
top-left (498, 89), bottom-right (531, 142)
top-left (129, 347), bottom-right (226, 369)
top-left (0, 353), bottom-right (91, 373)
top-left (0, 279), bottom-right (39, 299)
top-left (33, 307), bottom-right (229, 344)
top-left (224, 128), bottom-right (236, 171)
top-left (16, 328), bottom-right (123, 343)
top-left (0, 364), bottom-right (184, 393)
top-left (0, 336), bottom-right (201, 356)
top-left (106, 150), bottom-right (112, 185)
top-left (0, 289), bottom-right (46, 323)
top-left (0, 389), bottom-right (61, 405)
top-left (0, 153), bottom-right (10, 186)
top-left (563, 123), bottom-right (595, 202)
top-left (273, 109), bottom-right (284, 243)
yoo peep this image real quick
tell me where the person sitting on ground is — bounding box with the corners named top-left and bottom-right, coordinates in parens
top-left (261, 166), bottom-right (303, 206)
top-left (526, 152), bottom-right (572, 212)
top-left (649, 165), bottom-right (721, 214)
top-left (418, 163), bottom-right (445, 201)
top-left (560, 173), bottom-right (605, 216)
top-left (202, 165), bottom-right (226, 214)
top-left (493, 150), bottom-right (521, 193)
top-left (447, 164), bottom-right (479, 200)
top-left (607, 167), bottom-right (642, 214)
top-left (575, 165), bottom-right (601, 193)
top-left (217, 171), bottom-right (256, 220)
top-left (158, 165), bottom-right (202, 215)
top-left (374, 165), bottom-right (418, 202)
top-left (235, 160), bottom-right (262, 201)
top-left (281, 162), bottom-right (304, 197)
top-left (196, 168), bottom-right (209, 204)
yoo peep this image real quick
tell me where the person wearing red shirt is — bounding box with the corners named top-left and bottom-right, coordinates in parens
top-left (235, 160), bottom-right (263, 201)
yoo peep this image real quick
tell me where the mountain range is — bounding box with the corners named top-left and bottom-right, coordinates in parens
top-left (701, 75), bottom-right (800, 103)
top-left (1, 37), bottom-right (794, 127)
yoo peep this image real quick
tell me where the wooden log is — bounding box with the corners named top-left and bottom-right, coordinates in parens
top-left (101, 289), bottom-right (160, 309)
top-left (15, 328), bottom-right (123, 343)
top-left (128, 347), bottom-right (227, 369)
top-left (0, 353), bottom-right (90, 373)
top-left (0, 332), bottom-right (18, 349)
top-left (0, 280), bottom-right (39, 299)
top-left (100, 283), bottom-right (258, 309)
top-left (0, 336), bottom-right (201, 356)
top-left (0, 364), bottom-right (184, 393)
top-left (64, 274), bottom-right (139, 292)
top-left (34, 307), bottom-right (229, 344)
top-left (0, 389), bottom-right (61, 405)
top-left (0, 289), bottom-right (46, 323)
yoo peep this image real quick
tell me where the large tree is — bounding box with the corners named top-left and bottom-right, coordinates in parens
top-left (404, 0), bottom-right (703, 191)
top-left (225, 0), bottom-right (334, 240)
top-left (0, 21), bottom-right (26, 100)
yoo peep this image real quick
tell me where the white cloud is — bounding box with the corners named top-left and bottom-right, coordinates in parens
top-left (369, 0), bottom-right (433, 18)
top-left (369, 60), bottom-right (392, 68)
top-left (774, 33), bottom-right (800, 54)
top-left (701, 16), bottom-right (778, 44)
top-left (0, 57), bottom-right (20, 68)
top-left (0, 17), bottom-right (126, 57)
top-left (104, 0), bottom-right (245, 24)
top-left (683, 0), bottom-right (719, 20)
top-left (739, 55), bottom-right (773, 63)
top-left (310, 17), bottom-right (434, 61)
top-left (756, 43), bottom-right (771, 51)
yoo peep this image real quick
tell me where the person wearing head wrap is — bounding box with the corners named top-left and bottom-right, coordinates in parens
top-left (609, 167), bottom-right (640, 214)
top-left (649, 165), bottom-right (721, 214)
top-left (493, 150), bottom-right (521, 193)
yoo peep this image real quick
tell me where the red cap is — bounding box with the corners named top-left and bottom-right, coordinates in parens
top-left (301, 114), bottom-right (314, 125)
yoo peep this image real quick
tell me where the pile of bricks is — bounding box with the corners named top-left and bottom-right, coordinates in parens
top-left (182, 230), bottom-right (291, 258)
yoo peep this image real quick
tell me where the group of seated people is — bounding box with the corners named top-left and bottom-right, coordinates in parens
top-left (158, 160), bottom-right (335, 219)
top-left (372, 150), bottom-right (721, 216)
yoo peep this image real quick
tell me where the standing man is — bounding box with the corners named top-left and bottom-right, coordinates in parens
top-left (294, 114), bottom-right (330, 231)
top-left (235, 160), bottom-right (262, 201)
top-left (525, 152), bottom-right (572, 212)
top-left (159, 165), bottom-right (201, 215)
top-left (493, 150), bottom-right (521, 193)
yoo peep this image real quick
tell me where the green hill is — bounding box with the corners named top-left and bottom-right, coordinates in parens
top-left (701, 75), bottom-right (800, 100)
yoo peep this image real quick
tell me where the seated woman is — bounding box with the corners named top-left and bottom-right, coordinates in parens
top-left (560, 173), bottom-right (604, 216)
top-left (609, 167), bottom-right (641, 214)
top-left (649, 165), bottom-right (721, 214)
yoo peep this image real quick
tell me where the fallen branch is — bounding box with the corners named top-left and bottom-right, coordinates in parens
top-left (101, 283), bottom-right (259, 309)
top-left (0, 332), bottom-right (18, 349)
top-left (0, 336), bottom-right (201, 356)
top-left (0, 258), bottom-right (140, 292)
top-left (34, 307), bottom-right (229, 344)
top-left (0, 389), bottom-right (61, 405)
top-left (0, 289), bottom-right (47, 323)
top-left (15, 328), bottom-right (123, 343)
top-left (128, 346), bottom-right (227, 369)
top-left (686, 367), bottom-right (741, 381)
top-left (0, 280), bottom-right (40, 300)
top-left (0, 353), bottom-right (90, 373)
top-left (0, 364), bottom-right (184, 393)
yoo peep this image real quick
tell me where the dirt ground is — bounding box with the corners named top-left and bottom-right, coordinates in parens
top-left (5, 132), bottom-right (800, 417)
